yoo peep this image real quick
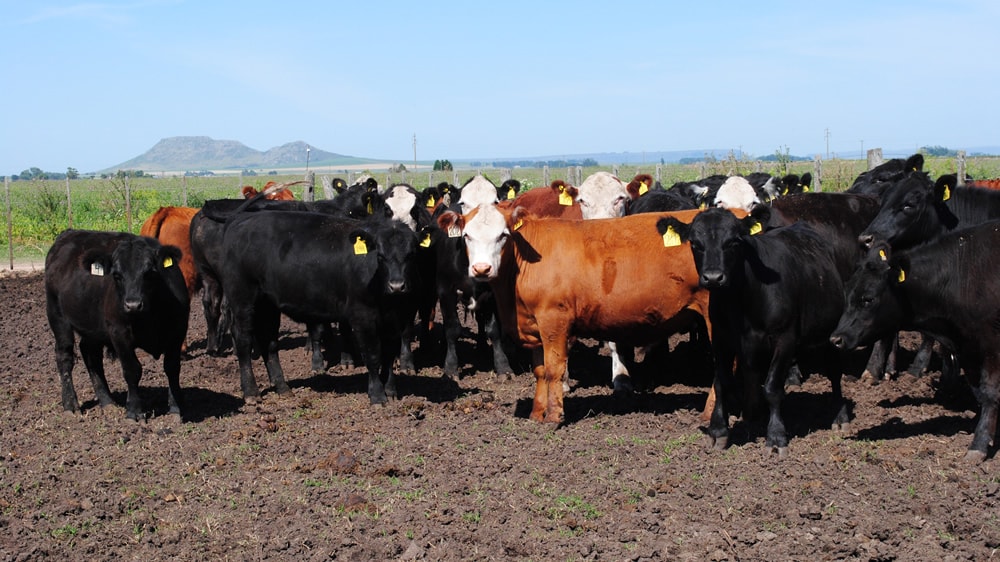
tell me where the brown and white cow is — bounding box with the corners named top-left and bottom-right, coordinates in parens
top-left (440, 204), bottom-right (717, 423)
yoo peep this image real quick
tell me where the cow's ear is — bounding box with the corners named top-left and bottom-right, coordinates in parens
top-left (332, 178), bottom-right (347, 195)
top-left (437, 211), bottom-right (465, 238)
top-left (655, 217), bottom-right (691, 247)
top-left (362, 191), bottom-right (385, 216)
top-left (627, 174), bottom-right (653, 199)
top-left (348, 229), bottom-right (375, 256)
top-left (742, 205), bottom-right (770, 235)
top-left (158, 245), bottom-right (183, 271)
top-left (800, 172), bottom-right (812, 190)
top-left (83, 250), bottom-right (113, 277)
top-left (905, 153), bottom-right (924, 173)
top-left (501, 179), bottom-right (521, 201)
top-left (417, 225), bottom-right (436, 249)
top-left (934, 174), bottom-right (954, 202)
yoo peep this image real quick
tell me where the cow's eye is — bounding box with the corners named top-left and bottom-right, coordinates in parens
top-left (860, 295), bottom-right (874, 308)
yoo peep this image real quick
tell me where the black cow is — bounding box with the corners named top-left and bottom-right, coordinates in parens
top-left (45, 230), bottom-right (189, 420)
top-left (190, 182), bottom-right (384, 361)
top-left (831, 230), bottom-right (1000, 462)
top-left (846, 153), bottom-right (924, 198)
top-left (657, 207), bottom-right (852, 457)
top-left (215, 210), bottom-right (421, 404)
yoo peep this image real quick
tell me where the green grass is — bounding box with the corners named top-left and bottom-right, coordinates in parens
top-left (4, 155), bottom-right (999, 262)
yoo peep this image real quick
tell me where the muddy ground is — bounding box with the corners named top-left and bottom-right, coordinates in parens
top-left (1, 270), bottom-right (998, 561)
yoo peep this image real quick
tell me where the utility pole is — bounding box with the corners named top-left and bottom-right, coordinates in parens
top-left (412, 134), bottom-right (417, 172)
top-left (824, 128), bottom-right (830, 159)
top-left (306, 145), bottom-right (311, 172)
top-left (860, 139), bottom-right (864, 159)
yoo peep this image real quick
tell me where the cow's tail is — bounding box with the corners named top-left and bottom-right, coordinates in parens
top-left (139, 207), bottom-right (171, 239)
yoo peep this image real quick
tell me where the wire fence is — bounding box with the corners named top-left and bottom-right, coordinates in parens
top-left (4, 152), bottom-right (998, 271)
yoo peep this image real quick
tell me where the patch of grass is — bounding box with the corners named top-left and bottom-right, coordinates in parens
top-left (50, 524), bottom-right (79, 540)
top-left (461, 510), bottom-right (481, 523)
top-left (661, 432), bottom-right (701, 464)
top-left (546, 495), bottom-right (601, 521)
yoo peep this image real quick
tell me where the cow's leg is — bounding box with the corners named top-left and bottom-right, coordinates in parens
top-left (708, 345), bottom-right (736, 450)
top-left (117, 347), bottom-right (145, 421)
top-left (163, 348), bottom-right (183, 418)
top-left (351, 315), bottom-right (387, 404)
top-left (253, 302), bottom-right (289, 395)
top-left (398, 317), bottom-right (416, 376)
top-left (440, 291), bottom-right (461, 379)
top-left (338, 320), bottom-right (357, 367)
top-left (49, 313), bottom-right (80, 412)
top-left (824, 348), bottom-right (851, 432)
top-left (306, 323), bottom-right (326, 374)
top-left (231, 305), bottom-right (261, 401)
top-left (608, 342), bottom-right (634, 396)
top-left (863, 334), bottom-right (896, 381)
top-left (762, 341), bottom-right (794, 458)
top-left (201, 275), bottom-right (225, 355)
top-left (542, 334), bottom-right (570, 423)
top-left (484, 307), bottom-right (513, 376)
top-left (966, 356), bottom-right (1000, 463)
top-left (907, 333), bottom-right (935, 376)
top-left (529, 348), bottom-right (548, 422)
top-left (79, 338), bottom-right (115, 409)
top-left (382, 321), bottom-right (401, 400)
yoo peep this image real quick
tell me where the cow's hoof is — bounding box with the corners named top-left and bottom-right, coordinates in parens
top-left (244, 395), bottom-right (259, 406)
top-left (274, 383), bottom-right (292, 395)
top-left (612, 375), bottom-right (634, 396)
top-left (708, 434), bottom-right (728, 451)
top-left (769, 445), bottom-right (789, 459)
top-left (964, 449), bottom-right (987, 463)
top-left (832, 421), bottom-right (852, 433)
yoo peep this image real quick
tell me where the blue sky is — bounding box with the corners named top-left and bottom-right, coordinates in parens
top-left (3, 0), bottom-right (998, 175)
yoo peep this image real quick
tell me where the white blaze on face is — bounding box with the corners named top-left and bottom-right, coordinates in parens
top-left (576, 171), bottom-right (629, 219)
top-left (462, 204), bottom-right (509, 280)
top-left (715, 176), bottom-right (760, 211)
top-left (385, 185), bottom-right (418, 231)
top-left (459, 175), bottom-right (500, 214)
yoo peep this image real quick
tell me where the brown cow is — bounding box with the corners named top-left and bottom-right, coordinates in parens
top-left (240, 180), bottom-right (303, 200)
top-left (498, 180), bottom-right (582, 219)
top-left (440, 204), bottom-right (721, 423)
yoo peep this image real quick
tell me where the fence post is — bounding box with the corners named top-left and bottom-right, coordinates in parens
top-left (303, 171), bottom-right (315, 201)
top-left (866, 148), bottom-right (884, 171)
top-left (182, 175), bottom-right (188, 207)
top-left (699, 162), bottom-right (706, 178)
top-left (542, 166), bottom-right (550, 186)
top-left (612, 165), bottom-right (619, 179)
top-left (655, 164), bottom-right (661, 183)
top-left (500, 168), bottom-right (511, 183)
top-left (956, 151), bottom-right (966, 186)
top-left (65, 177), bottom-right (73, 229)
top-left (575, 166), bottom-right (583, 185)
top-left (5, 177), bottom-right (12, 270)
top-left (813, 155), bottom-right (823, 192)
top-left (125, 175), bottom-right (132, 232)
top-left (453, 170), bottom-right (459, 186)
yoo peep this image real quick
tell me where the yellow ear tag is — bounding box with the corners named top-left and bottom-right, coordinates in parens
top-left (420, 233), bottom-right (432, 248)
top-left (366, 201), bottom-right (373, 215)
top-left (878, 249), bottom-right (887, 261)
top-left (942, 186), bottom-right (951, 201)
top-left (512, 219), bottom-right (524, 231)
top-left (353, 237), bottom-right (368, 255)
top-left (782, 187), bottom-right (789, 196)
top-left (558, 190), bottom-right (573, 206)
top-left (802, 186), bottom-right (810, 192)
top-left (897, 268), bottom-right (906, 283)
top-left (507, 188), bottom-right (516, 200)
top-left (699, 201), bottom-right (707, 210)
top-left (638, 182), bottom-right (648, 196)
top-left (748, 221), bottom-right (762, 235)
top-left (426, 195), bottom-right (435, 208)
top-left (163, 257), bottom-right (174, 268)
top-left (662, 226), bottom-right (681, 247)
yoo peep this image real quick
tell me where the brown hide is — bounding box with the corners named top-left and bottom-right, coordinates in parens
top-left (139, 206), bottom-right (200, 299)
top-left (498, 180), bottom-right (582, 219)
top-left (489, 208), bottom-right (714, 423)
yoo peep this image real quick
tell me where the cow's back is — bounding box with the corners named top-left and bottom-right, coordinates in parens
top-left (507, 210), bottom-right (707, 346)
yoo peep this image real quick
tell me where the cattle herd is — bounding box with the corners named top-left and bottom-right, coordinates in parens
top-left (42, 156), bottom-right (1000, 463)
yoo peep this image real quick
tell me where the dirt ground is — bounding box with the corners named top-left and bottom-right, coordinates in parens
top-left (2, 270), bottom-right (998, 561)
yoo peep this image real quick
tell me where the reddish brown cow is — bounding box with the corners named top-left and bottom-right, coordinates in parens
top-left (970, 178), bottom-right (1000, 190)
top-left (498, 180), bottom-right (583, 219)
top-left (441, 204), bottom-right (723, 423)
top-left (240, 181), bottom-right (300, 200)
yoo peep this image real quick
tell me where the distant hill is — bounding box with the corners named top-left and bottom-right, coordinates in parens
top-left (105, 136), bottom-right (385, 173)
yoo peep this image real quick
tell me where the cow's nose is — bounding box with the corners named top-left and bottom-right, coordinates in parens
top-left (471, 263), bottom-right (492, 277)
top-left (700, 271), bottom-right (725, 288)
top-left (830, 334), bottom-right (845, 349)
top-left (387, 281), bottom-right (406, 294)
top-left (123, 299), bottom-right (144, 313)
top-left (858, 233), bottom-right (874, 249)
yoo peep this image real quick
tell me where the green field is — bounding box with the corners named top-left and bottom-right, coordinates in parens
top-left (3, 155), bottom-right (998, 265)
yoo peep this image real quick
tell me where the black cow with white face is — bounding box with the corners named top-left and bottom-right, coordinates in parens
top-left (657, 207), bottom-right (852, 457)
top-left (45, 230), bottom-right (189, 420)
top-left (831, 226), bottom-right (1000, 462)
top-left (214, 210), bottom-right (422, 404)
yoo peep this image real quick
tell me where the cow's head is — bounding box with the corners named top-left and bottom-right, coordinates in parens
top-left (384, 184), bottom-right (423, 231)
top-left (459, 175), bottom-right (500, 214)
top-left (576, 171), bottom-right (628, 219)
top-left (352, 219), bottom-right (422, 296)
top-left (626, 173), bottom-right (656, 199)
top-left (714, 176), bottom-right (761, 212)
top-left (850, 153), bottom-right (924, 196)
top-left (498, 179), bottom-right (521, 202)
top-left (830, 242), bottom-right (907, 351)
top-left (656, 206), bottom-right (768, 290)
top-left (438, 203), bottom-right (512, 280)
top-left (857, 172), bottom-right (955, 249)
top-left (103, 237), bottom-right (183, 314)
